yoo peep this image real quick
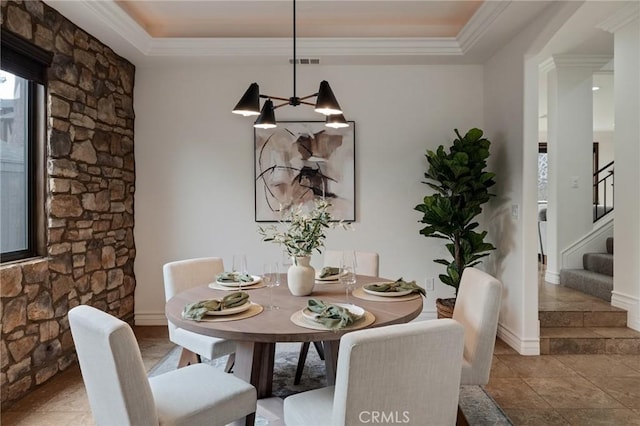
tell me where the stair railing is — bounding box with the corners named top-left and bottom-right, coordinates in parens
top-left (593, 160), bottom-right (614, 222)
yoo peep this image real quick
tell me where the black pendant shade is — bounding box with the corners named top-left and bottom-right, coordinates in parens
top-left (326, 114), bottom-right (349, 129)
top-left (253, 99), bottom-right (277, 129)
top-left (232, 0), bottom-right (347, 129)
top-left (232, 82), bottom-right (260, 116)
top-left (314, 81), bottom-right (342, 116)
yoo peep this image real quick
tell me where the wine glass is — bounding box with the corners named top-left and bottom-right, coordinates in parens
top-left (339, 259), bottom-right (356, 305)
top-left (233, 254), bottom-right (248, 291)
top-left (263, 262), bottom-right (280, 310)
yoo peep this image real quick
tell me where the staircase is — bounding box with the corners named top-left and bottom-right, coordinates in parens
top-left (560, 237), bottom-right (613, 302)
top-left (539, 238), bottom-right (640, 354)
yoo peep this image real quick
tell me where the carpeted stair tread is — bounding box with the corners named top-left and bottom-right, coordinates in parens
top-left (560, 269), bottom-right (613, 302)
top-left (606, 237), bottom-right (614, 254)
top-left (583, 253), bottom-right (613, 276)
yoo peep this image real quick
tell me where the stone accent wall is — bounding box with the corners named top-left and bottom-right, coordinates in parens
top-left (1, 0), bottom-right (135, 407)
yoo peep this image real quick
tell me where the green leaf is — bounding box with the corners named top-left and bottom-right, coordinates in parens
top-left (417, 127), bottom-right (496, 291)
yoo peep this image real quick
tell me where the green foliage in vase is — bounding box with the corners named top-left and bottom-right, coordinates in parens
top-left (258, 199), bottom-right (350, 259)
top-left (414, 128), bottom-right (497, 293)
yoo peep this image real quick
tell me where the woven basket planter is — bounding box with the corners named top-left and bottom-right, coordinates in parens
top-left (436, 297), bottom-right (456, 319)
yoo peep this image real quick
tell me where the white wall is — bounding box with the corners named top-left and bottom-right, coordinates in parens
top-left (609, 9), bottom-right (640, 330)
top-left (133, 64), bottom-right (483, 324)
top-left (546, 59), bottom-right (601, 283)
top-left (482, 1), bottom-right (582, 355)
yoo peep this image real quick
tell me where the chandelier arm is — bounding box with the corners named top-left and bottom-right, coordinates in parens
top-left (298, 101), bottom-right (316, 106)
top-left (298, 93), bottom-right (319, 101)
top-left (273, 101), bottom-right (291, 109)
top-left (260, 94), bottom-right (290, 102)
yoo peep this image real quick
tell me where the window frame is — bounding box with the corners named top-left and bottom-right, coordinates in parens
top-left (1, 29), bottom-right (52, 263)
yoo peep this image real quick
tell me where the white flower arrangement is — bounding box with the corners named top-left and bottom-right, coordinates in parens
top-left (258, 199), bottom-right (350, 258)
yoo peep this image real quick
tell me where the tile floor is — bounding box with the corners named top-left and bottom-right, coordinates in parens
top-left (2, 283), bottom-right (640, 425)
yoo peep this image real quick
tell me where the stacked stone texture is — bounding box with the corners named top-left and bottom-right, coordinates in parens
top-left (1, 0), bottom-right (136, 407)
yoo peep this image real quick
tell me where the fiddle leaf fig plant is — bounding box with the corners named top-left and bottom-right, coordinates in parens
top-left (414, 128), bottom-right (496, 293)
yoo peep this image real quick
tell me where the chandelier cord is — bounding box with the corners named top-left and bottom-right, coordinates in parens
top-left (292, 0), bottom-right (297, 103)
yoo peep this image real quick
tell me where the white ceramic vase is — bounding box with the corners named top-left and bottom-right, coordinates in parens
top-left (287, 256), bottom-right (315, 296)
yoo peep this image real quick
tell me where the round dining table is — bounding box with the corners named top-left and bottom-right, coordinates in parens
top-left (165, 274), bottom-right (423, 423)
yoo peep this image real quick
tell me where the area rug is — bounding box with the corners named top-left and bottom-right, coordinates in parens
top-left (149, 344), bottom-right (512, 425)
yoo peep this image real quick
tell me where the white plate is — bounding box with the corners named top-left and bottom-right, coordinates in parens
top-left (302, 303), bottom-right (365, 321)
top-left (363, 283), bottom-right (413, 297)
top-left (315, 271), bottom-right (345, 281)
top-left (216, 275), bottom-right (262, 287)
top-left (206, 300), bottom-right (252, 316)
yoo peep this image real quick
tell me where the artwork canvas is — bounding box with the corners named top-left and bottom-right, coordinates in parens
top-left (255, 121), bottom-right (355, 222)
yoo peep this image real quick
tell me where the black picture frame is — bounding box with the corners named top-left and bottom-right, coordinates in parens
top-left (254, 121), bottom-right (356, 222)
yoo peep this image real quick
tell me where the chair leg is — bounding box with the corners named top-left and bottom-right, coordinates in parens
top-left (294, 342), bottom-right (310, 385)
top-left (313, 341), bottom-right (325, 360)
top-left (224, 352), bottom-right (236, 373)
top-left (177, 348), bottom-right (201, 368)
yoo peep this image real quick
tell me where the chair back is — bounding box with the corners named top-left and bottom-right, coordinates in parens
top-left (163, 257), bottom-right (225, 340)
top-left (324, 250), bottom-right (379, 276)
top-left (69, 305), bottom-right (158, 426)
top-left (332, 319), bottom-right (464, 425)
top-left (453, 267), bottom-right (503, 385)
top-left (162, 257), bottom-right (225, 301)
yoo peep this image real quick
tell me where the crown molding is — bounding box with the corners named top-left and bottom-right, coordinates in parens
top-left (597, 2), bottom-right (639, 34)
top-left (551, 54), bottom-right (613, 70)
top-left (44, 0), bottom-right (152, 52)
top-left (538, 57), bottom-right (555, 74)
top-left (457, 0), bottom-right (510, 53)
top-left (145, 37), bottom-right (462, 57)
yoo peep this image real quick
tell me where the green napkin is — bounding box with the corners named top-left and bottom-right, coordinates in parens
top-left (365, 278), bottom-right (426, 296)
top-left (216, 271), bottom-right (253, 283)
top-left (319, 266), bottom-right (340, 278)
top-left (182, 292), bottom-right (250, 321)
top-left (306, 299), bottom-right (362, 330)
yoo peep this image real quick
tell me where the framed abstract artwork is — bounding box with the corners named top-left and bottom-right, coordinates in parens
top-left (254, 121), bottom-right (355, 222)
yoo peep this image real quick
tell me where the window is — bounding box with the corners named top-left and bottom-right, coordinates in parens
top-left (1, 29), bottom-right (51, 262)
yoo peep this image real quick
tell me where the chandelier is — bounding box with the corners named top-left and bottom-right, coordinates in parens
top-left (232, 0), bottom-right (348, 129)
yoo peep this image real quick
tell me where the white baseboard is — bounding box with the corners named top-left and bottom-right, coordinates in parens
top-left (135, 312), bottom-right (167, 326)
top-left (611, 291), bottom-right (640, 331)
top-left (497, 323), bottom-right (540, 355)
top-left (545, 270), bottom-right (560, 284)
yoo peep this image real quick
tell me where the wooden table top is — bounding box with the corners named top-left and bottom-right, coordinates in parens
top-left (165, 275), bottom-right (423, 343)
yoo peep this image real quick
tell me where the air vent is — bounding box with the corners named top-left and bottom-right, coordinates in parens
top-left (289, 58), bottom-right (320, 65)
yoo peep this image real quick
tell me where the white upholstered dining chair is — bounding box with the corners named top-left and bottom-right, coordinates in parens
top-left (453, 267), bottom-right (503, 385)
top-left (284, 319), bottom-right (465, 426)
top-left (294, 250), bottom-right (380, 385)
top-left (323, 250), bottom-right (380, 277)
top-left (69, 305), bottom-right (257, 426)
top-left (163, 257), bottom-right (236, 369)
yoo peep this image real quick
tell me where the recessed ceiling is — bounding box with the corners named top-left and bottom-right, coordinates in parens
top-left (44, 0), bottom-right (623, 68)
top-left (114, 0), bottom-right (484, 38)
top-left (45, 0), bottom-right (556, 65)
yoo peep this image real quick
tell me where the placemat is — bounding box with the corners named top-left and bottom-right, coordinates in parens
top-left (352, 286), bottom-right (422, 302)
top-left (290, 309), bottom-right (375, 331)
top-left (193, 303), bottom-right (263, 322)
top-left (208, 281), bottom-right (266, 291)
